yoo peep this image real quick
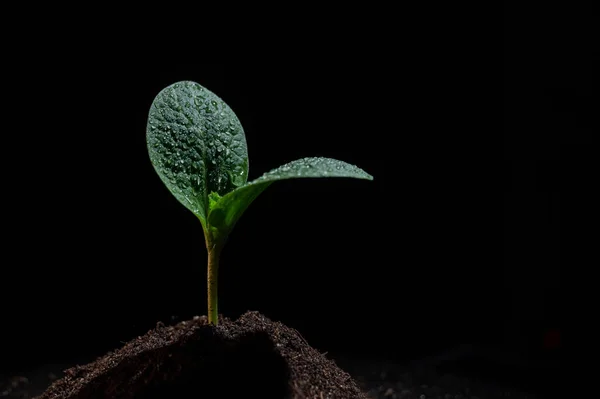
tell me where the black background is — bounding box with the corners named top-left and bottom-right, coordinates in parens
top-left (0, 4), bottom-right (575, 378)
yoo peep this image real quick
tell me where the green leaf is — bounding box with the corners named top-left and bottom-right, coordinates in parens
top-left (208, 157), bottom-right (373, 235)
top-left (146, 81), bottom-right (249, 225)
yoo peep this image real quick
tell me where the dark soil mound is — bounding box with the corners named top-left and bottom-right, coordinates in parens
top-left (36, 311), bottom-right (367, 398)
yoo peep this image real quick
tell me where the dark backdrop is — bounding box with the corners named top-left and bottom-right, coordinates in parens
top-left (0, 5), bottom-right (571, 375)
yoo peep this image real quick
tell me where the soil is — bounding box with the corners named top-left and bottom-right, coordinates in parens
top-left (33, 311), bottom-right (367, 399)
top-left (1, 313), bottom-right (555, 399)
top-left (0, 352), bottom-right (551, 399)
top-left (1, 357), bottom-right (550, 399)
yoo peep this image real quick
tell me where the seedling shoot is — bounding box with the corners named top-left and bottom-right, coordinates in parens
top-left (147, 81), bottom-right (372, 325)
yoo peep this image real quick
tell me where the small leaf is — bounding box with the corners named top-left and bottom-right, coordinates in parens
top-left (208, 157), bottom-right (372, 234)
top-left (146, 81), bottom-right (249, 226)
top-left (208, 192), bottom-right (222, 210)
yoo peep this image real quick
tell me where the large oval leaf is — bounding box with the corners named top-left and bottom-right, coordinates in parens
top-left (208, 157), bottom-right (373, 235)
top-left (146, 81), bottom-right (249, 224)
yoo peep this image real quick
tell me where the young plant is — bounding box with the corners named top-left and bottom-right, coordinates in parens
top-left (147, 81), bottom-right (372, 325)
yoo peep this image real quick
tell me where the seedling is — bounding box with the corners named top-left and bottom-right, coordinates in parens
top-left (147, 81), bottom-right (373, 325)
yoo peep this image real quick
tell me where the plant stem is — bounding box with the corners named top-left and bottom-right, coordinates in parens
top-left (207, 243), bottom-right (222, 325)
